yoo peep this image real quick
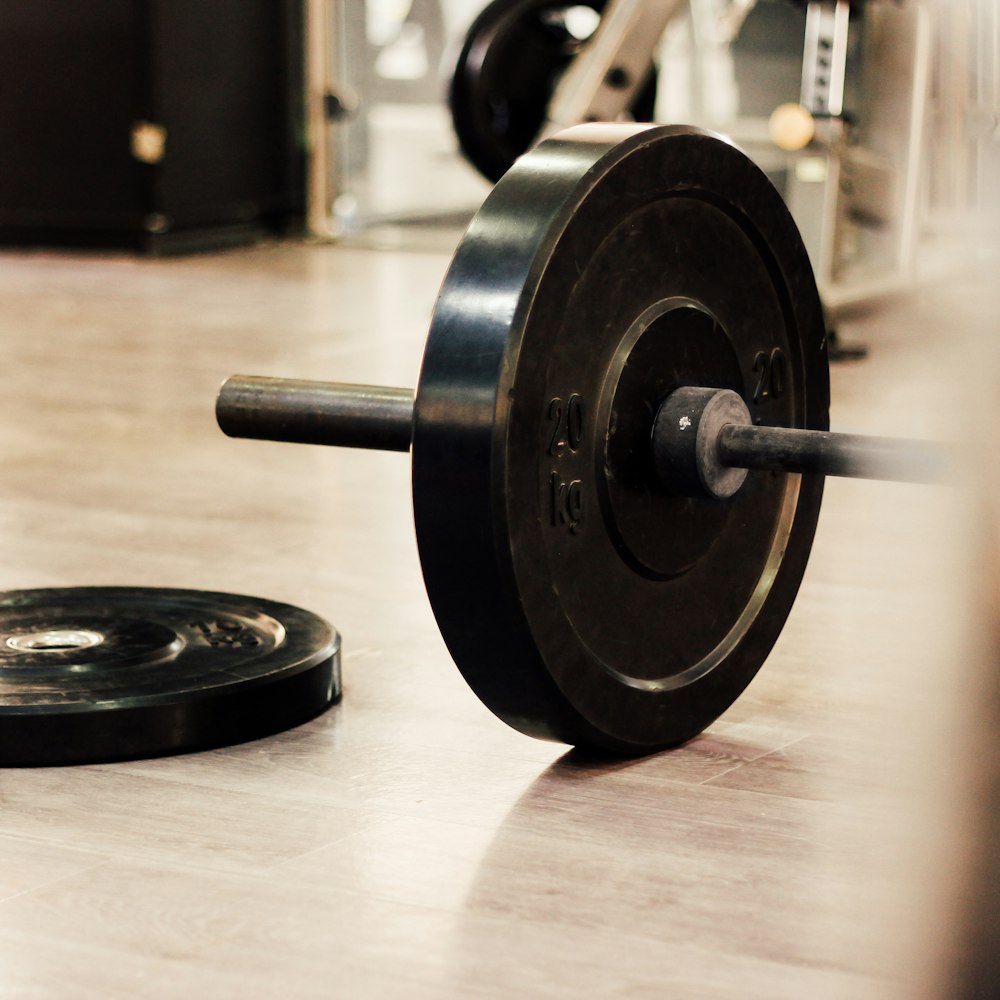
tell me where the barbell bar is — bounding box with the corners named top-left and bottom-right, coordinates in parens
top-left (217, 378), bottom-right (951, 493)
top-left (217, 123), bottom-right (953, 755)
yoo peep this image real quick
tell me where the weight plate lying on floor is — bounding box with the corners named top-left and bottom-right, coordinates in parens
top-left (413, 124), bottom-right (829, 753)
top-left (0, 587), bottom-right (340, 766)
top-left (449, 0), bottom-right (657, 182)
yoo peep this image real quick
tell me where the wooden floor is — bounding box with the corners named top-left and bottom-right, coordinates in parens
top-left (0, 226), bottom-right (994, 997)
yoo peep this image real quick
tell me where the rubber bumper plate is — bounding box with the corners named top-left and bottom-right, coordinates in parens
top-left (0, 587), bottom-right (340, 766)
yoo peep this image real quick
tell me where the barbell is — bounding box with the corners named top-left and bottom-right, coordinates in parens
top-left (218, 123), bottom-right (950, 754)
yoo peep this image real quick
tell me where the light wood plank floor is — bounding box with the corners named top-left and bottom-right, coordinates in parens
top-left (0, 230), bottom-right (995, 998)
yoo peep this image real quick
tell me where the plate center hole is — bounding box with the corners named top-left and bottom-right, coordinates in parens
top-left (6, 629), bottom-right (105, 653)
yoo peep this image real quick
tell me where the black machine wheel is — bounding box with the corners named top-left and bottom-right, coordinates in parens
top-left (449, 0), bottom-right (658, 182)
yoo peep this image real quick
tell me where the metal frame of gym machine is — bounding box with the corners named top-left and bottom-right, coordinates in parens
top-left (531, 0), bottom-right (933, 312)
top-left (303, 0), bottom-right (931, 315)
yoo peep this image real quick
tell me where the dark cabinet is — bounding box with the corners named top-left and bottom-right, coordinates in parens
top-left (0, 0), bottom-right (306, 252)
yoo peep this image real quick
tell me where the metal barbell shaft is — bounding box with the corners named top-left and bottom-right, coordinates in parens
top-left (217, 376), bottom-right (414, 452)
top-left (717, 424), bottom-right (951, 484)
top-left (217, 377), bottom-right (950, 487)
top-left (652, 387), bottom-right (950, 497)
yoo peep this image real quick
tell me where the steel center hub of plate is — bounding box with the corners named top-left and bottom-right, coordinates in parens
top-left (6, 628), bottom-right (106, 653)
top-left (414, 124), bottom-right (829, 753)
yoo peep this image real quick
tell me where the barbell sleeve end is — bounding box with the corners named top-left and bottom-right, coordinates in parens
top-left (216, 375), bottom-right (415, 453)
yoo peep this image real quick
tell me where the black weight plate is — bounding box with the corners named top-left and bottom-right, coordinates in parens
top-left (0, 587), bottom-right (340, 766)
top-left (449, 0), bottom-right (657, 182)
top-left (413, 124), bottom-right (829, 753)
